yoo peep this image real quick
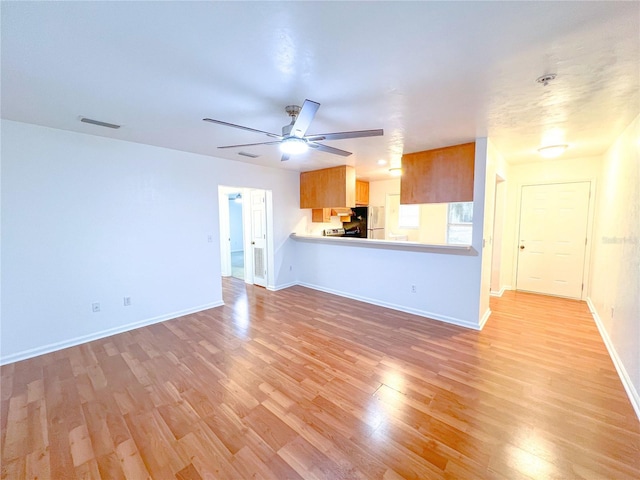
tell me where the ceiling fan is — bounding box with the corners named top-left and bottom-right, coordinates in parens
top-left (203, 99), bottom-right (383, 161)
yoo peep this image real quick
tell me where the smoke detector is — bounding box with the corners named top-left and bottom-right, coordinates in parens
top-left (536, 74), bottom-right (557, 86)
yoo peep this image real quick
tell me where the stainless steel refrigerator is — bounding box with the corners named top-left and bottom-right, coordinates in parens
top-left (367, 206), bottom-right (385, 239)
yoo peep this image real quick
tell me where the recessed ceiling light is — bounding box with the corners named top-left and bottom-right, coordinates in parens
top-left (389, 167), bottom-right (402, 177)
top-left (280, 137), bottom-right (308, 155)
top-left (377, 159), bottom-right (387, 165)
top-left (537, 144), bottom-right (568, 158)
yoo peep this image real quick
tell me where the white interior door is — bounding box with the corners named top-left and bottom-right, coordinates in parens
top-left (250, 190), bottom-right (267, 287)
top-left (516, 182), bottom-right (591, 299)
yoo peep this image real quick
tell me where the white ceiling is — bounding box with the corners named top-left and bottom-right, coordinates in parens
top-left (2, 1), bottom-right (638, 180)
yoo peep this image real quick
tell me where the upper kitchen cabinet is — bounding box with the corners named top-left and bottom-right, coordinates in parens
top-left (355, 180), bottom-right (370, 206)
top-left (401, 142), bottom-right (475, 204)
top-left (300, 165), bottom-right (356, 209)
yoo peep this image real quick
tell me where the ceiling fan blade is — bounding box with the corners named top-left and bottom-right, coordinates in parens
top-left (203, 118), bottom-right (281, 138)
top-left (308, 142), bottom-right (352, 157)
top-left (290, 99), bottom-right (320, 137)
top-left (305, 129), bottom-right (383, 142)
top-left (281, 154), bottom-right (290, 162)
top-left (217, 140), bottom-right (282, 149)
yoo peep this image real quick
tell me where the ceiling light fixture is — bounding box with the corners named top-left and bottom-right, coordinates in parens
top-left (280, 137), bottom-right (308, 155)
top-left (389, 167), bottom-right (402, 177)
top-left (377, 159), bottom-right (387, 165)
top-left (537, 144), bottom-right (568, 158)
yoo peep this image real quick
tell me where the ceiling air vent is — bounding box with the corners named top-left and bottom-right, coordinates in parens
top-left (238, 151), bottom-right (260, 158)
top-left (80, 117), bottom-right (121, 129)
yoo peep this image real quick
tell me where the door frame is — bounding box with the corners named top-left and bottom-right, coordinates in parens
top-left (217, 185), bottom-right (274, 288)
top-left (512, 178), bottom-right (597, 300)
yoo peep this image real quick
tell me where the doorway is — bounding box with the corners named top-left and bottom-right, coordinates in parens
top-left (228, 193), bottom-right (244, 280)
top-left (515, 181), bottom-right (591, 299)
top-left (218, 186), bottom-right (272, 288)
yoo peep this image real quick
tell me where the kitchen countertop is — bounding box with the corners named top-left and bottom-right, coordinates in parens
top-left (290, 233), bottom-right (475, 254)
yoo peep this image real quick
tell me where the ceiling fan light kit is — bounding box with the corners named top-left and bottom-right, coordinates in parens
top-left (203, 99), bottom-right (383, 161)
top-left (280, 137), bottom-right (309, 155)
top-left (537, 144), bottom-right (568, 158)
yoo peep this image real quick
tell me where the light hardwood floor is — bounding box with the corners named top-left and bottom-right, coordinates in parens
top-left (2, 278), bottom-right (639, 479)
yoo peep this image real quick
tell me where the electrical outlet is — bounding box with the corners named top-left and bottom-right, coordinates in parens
top-left (207, 235), bottom-right (213, 243)
top-left (124, 296), bottom-right (132, 307)
top-left (92, 302), bottom-right (100, 313)
top-left (411, 285), bottom-right (417, 294)
top-left (289, 265), bottom-right (293, 271)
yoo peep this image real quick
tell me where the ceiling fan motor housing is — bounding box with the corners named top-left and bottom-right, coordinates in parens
top-left (285, 105), bottom-right (302, 118)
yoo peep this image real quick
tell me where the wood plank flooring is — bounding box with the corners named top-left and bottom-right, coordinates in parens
top-left (2, 279), bottom-right (639, 479)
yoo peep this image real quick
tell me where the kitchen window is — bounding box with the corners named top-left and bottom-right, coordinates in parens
top-left (447, 202), bottom-right (473, 244)
top-left (398, 204), bottom-right (420, 229)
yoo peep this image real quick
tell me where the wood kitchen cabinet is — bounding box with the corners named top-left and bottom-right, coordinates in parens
top-left (355, 180), bottom-right (369, 205)
top-left (300, 165), bottom-right (356, 209)
top-left (311, 208), bottom-right (331, 223)
top-left (401, 142), bottom-right (475, 204)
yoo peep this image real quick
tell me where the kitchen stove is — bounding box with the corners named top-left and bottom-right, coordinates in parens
top-left (323, 228), bottom-right (345, 236)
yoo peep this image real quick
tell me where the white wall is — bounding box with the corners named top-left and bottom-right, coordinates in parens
top-left (491, 178), bottom-right (506, 293)
top-left (501, 155), bottom-right (602, 292)
top-left (369, 178), bottom-right (398, 207)
top-left (1, 120), bottom-right (302, 363)
top-left (588, 114), bottom-right (640, 417)
top-left (476, 140), bottom-right (505, 322)
top-left (295, 139), bottom-right (490, 329)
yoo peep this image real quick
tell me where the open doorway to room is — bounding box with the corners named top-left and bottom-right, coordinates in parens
top-left (218, 186), bottom-right (273, 289)
top-left (228, 192), bottom-right (245, 280)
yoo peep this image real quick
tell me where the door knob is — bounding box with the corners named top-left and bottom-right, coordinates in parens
top-left (520, 245), bottom-right (525, 250)
top-left (251, 241), bottom-right (255, 245)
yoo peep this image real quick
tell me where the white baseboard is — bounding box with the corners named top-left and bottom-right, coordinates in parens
top-left (267, 281), bottom-right (297, 292)
top-left (490, 285), bottom-right (512, 297)
top-left (298, 282), bottom-right (482, 330)
top-left (586, 297), bottom-right (640, 421)
top-left (0, 301), bottom-right (224, 366)
top-left (479, 308), bottom-right (491, 329)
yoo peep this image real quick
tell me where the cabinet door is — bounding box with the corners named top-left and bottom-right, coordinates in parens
top-left (401, 142), bottom-right (475, 204)
top-left (311, 208), bottom-right (331, 223)
top-left (300, 166), bottom-right (355, 208)
top-left (356, 180), bottom-right (369, 205)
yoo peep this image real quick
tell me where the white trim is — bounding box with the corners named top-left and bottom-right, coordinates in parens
top-left (490, 285), bottom-right (512, 297)
top-left (490, 285), bottom-right (509, 297)
top-left (267, 282), bottom-right (297, 292)
top-left (0, 301), bottom-right (224, 366)
top-left (479, 308), bottom-right (492, 329)
top-left (587, 297), bottom-right (640, 421)
top-left (298, 281), bottom-right (482, 330)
